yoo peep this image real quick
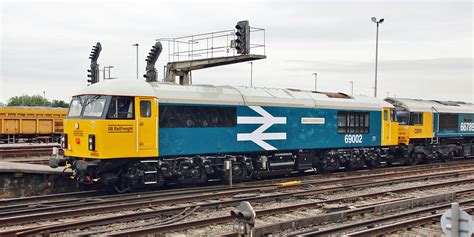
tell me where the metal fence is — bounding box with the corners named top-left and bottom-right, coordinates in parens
top-left (157, 27), bottom-right (265, 63)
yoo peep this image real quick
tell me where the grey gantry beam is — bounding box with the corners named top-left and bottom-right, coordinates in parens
top-left (165, 54), bottom-right (266, 85)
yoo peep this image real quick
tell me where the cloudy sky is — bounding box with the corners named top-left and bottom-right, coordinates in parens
top-left (1, 0), bottom-right (473, 104)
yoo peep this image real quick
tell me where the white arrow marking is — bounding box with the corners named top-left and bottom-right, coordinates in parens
top-left (237, 106), bottom-right (287, 150)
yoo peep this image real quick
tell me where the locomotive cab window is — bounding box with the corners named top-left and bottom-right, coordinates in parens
top-left (391, 109), bottom-right (397, 122)
top-left (337, 112), bottom-right (369, 134)
top-left (140, 101), bottom-right (152, 118)
top-left (409, 112), bottom-right (423, 125)
top-left (83, 97), bottom-right (107, 118)
top-left (67, 97), bottom-right (83, 117)
top-left (67, 95), bottom-right (107, 118)
top-left (107, 97), bottom-right (134, 119)
top-left (396, 110), bottom-right (409, 125)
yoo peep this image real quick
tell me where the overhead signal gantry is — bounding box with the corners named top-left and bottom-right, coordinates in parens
top-left (154, 20), bottom-right (266, 85)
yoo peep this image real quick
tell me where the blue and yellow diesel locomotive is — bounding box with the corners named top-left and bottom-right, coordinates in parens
top-left (51, 79), bottom-right (473, 191)
top-left (385, 98), bottom-right (474, 164)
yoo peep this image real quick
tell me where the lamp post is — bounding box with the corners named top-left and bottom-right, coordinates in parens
top-left (371, 17), bottom-right (384, 97)
top-left (349, 81), bottom-right (354, 95)
top-left (249, 62), bottom-right (253, 87)
top-left (132, 43), bottom-right (139, 79)
top-left (313, 73), bottom-right (318, 91)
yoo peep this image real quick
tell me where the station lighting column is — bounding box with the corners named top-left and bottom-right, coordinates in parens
top-left (313, 72), bottom-right (318, 91)
top-left (132, 43), bottom-right (139, 79)
top-left (249, 62), bottom-right (253, 87)
top-left (371, 17), bottom-right (384, 97)
top-left (43, 91), bottom-right (46, 106)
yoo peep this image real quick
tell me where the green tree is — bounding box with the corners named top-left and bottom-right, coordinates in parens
top-left (51, 100), bottom-right (69, 108)
top-left (8, 95), bottom-right (49, 106)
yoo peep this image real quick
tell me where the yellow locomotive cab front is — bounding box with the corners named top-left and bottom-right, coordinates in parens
top-left (395, 111), bottom-right (433, 145)
top-left (52, 94), bottom-right (158, 186)
top-left (63, 95), bottom-right (158, 159)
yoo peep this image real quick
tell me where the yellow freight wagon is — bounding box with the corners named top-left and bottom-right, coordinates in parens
top-left (0, 107), bottom-right (67, 143)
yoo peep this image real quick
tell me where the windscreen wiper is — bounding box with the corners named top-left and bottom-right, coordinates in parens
top-left (84, 95), bottom-right (101, 107)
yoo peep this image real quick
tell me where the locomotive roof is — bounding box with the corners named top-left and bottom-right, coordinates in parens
top-left (385, 97), bottom-right (474, 114)
top-left (75, 79), bottom-right (393, 111)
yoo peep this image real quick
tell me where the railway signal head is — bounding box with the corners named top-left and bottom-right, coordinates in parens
top-left (87, 42), bottom-right (101, 85)
top-left (145, 42), bottom-right (163, 65)
top-left (144, 42), bottom-right (162, 82)
top-left (87, 69), bottom-right (95, 84)
top-left (89, 42), bottom-right (102, 61)
top-left (230, 201), bottom-right (256, 234)
top-left (235, 20), bottom-right (250, 55)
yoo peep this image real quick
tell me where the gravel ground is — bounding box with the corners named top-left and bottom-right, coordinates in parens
top-left (281, 201), bottom-right (474, 236)
top-left (114, 176), bottom-right (474, 236)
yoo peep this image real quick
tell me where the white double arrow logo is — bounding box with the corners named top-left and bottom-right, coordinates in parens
top-left (237, 106), bottom-right (287, 150)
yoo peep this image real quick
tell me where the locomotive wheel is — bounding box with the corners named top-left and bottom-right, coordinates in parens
top-left (366, 155), bottom-right (382, 169)
top-left (441, 151), bottom-right (455, 162)
top-left (114, 183), bottom-right (131, 193)
top-left (197, 166), bottom-right (208, 183)
top-left (318, 157), bottom-right (340, 173)
top-left (345, 156), bottom-right (365, 171)
top-left (406, 153), bottom-right (422, 165)
top-left (113, 168), bottom-right (132, 193)
top-left (178, 166), bottom-right (208, 185)
top-left (224, 162), bottom-right (248, 183)
top-left (114, 175), bottom-right (132, 193)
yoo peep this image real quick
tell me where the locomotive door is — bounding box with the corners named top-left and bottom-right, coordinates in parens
top-left (382, 108), bottom-right (391, 146)
top-left (136, 97), bottom-right (158, 153)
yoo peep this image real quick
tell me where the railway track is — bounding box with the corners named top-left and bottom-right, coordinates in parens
top-left (89, 175), bottom-right (474, 236)
top-left (344, 206), bottom-right (474, 237)
top-left (2, 160), bottom-right (474, 236)
top-left (292, 199), bottom-right (474, 236)
top-left (2, 160), bottom-right (474, 214)
top-left (2, 159), bottom-right (469, 207)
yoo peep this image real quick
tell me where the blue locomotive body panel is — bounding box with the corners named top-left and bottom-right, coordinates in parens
top-left (434, 113), bottom-right (474, 138)
top-left (158, 104), bottom-right (382, 157)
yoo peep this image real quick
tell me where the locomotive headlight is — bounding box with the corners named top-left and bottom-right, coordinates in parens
top-left (88, 134), bottom-right (96, 151)
top-left (61, 134), bottom-right (68, 149)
